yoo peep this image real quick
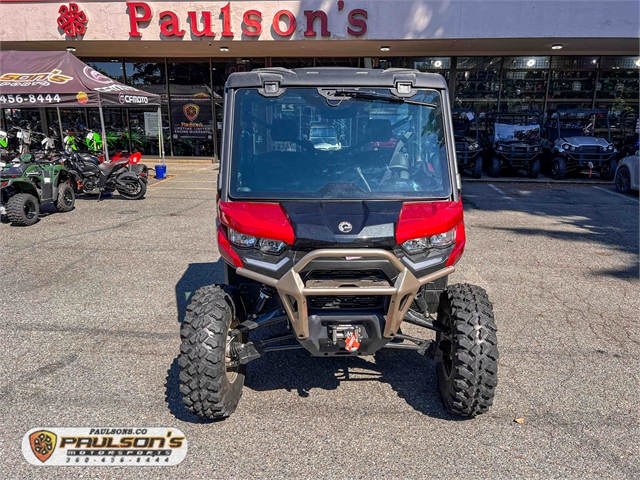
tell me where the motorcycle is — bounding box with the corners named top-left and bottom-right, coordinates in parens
top-left (62, 151), bottom-right (147, 200)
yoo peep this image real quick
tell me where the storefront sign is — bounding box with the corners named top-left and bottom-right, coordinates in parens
top-left (125, 2), bottom-right (367, 39)
top-left (57, 3), bottom-right (88, 37)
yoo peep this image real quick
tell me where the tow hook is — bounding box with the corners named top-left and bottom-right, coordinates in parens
top-left (588, 161), bottom-right (594, 178)
top-left (328, 325), bottom-right (362, 352)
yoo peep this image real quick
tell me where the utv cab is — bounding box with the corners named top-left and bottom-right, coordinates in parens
top-left (179, 68), bottom-right (498, 421)
top-left (487, 112), bottom-right (543, 178)
top-left (543, 109), bottom-right (617, 180)
top-left (452, 108), bottom-right (483, 178)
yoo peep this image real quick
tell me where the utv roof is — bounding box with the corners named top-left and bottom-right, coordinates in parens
top-left (224, 67), bottom-right (448, 90)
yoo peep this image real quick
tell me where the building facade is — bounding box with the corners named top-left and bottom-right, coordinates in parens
top-left (0, 0), bottom-right (638, 158)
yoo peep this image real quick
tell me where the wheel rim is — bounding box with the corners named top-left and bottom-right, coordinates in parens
top-left (438, 312), bottom-right (454, 379)
top-left (122, 180), bottom-right (141, 195)
top-left (551, 161), bottom-right (559, 176)
top-left (63, 188), bottom-right (73, 207)
top-left (225, 318), bottom-right (241, 382)
top-left (23, 200), bottom-right (36, 220)
top-left (616, 169), bottom-right (630, 191)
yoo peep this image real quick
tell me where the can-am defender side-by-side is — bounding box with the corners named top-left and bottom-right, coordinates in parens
top-left (179, 68), bottom-right (498, 420)
top-left (452, 108), bottom-right (483, 178)
top-left (486, 112), bottom-right (543, 178)
top-left (542, 109), bottom-right (617, 180)
top-left (0, 153), bottom-right (75, 226)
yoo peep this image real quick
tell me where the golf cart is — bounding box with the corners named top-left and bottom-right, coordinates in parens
top-left (452, 108), bottom-right (483, 178)
top-left (178, 68), bottom-right (499, 420)
top-left (486, 112), bottom-right (543, 178)
top-left (542, 109), bottom-right (617, 180)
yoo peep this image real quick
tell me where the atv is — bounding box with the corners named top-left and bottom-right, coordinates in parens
top-left (452, 108), bottom-right (483, 178)
top-left (0, 153), bottom-right (75, 226)
top-left (179, 68), bottom-right (498, 420)
top-left (542, 109), bottom-right (617, 180)
top-left (486, 112), bottom-right (543, 178)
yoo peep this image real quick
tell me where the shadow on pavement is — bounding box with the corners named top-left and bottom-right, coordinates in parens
top-left (174, 260), bottom-right (225, 323)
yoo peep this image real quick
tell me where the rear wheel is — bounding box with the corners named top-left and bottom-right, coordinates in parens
top-left (551, 157), bottom-right (567, 180)
top-left (7, 193), bottom-right (39, 226)
top-left (55, 182), bottom-right (75, 212)
top-left (488, 156), bottom-right (501, 177)
top-left (600, 158), bottom-right (617, 181)
top-left (179, 285), bottom-right (247, 420)
top-left (527, 158), bottom-right (541, 179)
top-left (615, 166), bottom-right (632, 193)
top-left (472, 157), bottom-right (483, 179)
top-left (117, 177), bottom-right (147, 200)
top-left (436, 283), bottom-right (498, 417)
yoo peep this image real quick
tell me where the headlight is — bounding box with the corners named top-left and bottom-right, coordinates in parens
top-left (258, 238), bottom-right (287, 254)
top-left (533, 146), bottom-right (540, 152)
top-left (562, 143), bottom-right (570, 150)
top-left (570, 146), bottom-right (576, 151)
top-left (469, 142), bottom-right (479, 151)
top-left (498, 146), bottom-right (503, 151)
top-left (402, 228), bottom-right (456, 253)
top-left (607, 144), bottom-right (614, 151)
top-left (228, 228), bottom-right (287, 254)
top-left (229, 228), bottom-right (257, 248)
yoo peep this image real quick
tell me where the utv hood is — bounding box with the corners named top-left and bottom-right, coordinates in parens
top-left (562, 137), bottom-right (610, 147)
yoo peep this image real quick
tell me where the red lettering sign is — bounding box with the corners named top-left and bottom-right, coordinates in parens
top-left (117, 3), bottom-right (369, 40)
top-left (126, 2), bottom-right (151, 37)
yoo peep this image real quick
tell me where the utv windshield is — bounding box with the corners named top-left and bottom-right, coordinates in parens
top-left (493, 115), bottom-right (540, 143)
top-left (229, 88), bottom-right (452, 200)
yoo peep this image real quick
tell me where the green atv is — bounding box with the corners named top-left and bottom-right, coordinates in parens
top-left (0, 154), bottom-right (75, 226)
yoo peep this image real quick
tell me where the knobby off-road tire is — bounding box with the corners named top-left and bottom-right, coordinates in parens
top-left (600, 158), bottom-right (617, 181)
top-left (527, 158), bottom-right (541, 179)
top-left (488, 156), bottom-right (501, 178)
top-left (7, 193), bottom-right (39, 226)
top-left (55, 182), bottom-right (75, 212)
top-left (551, 157), bottom-right (567, 180)
top-left (179, 285), bottom-right (247, 420)
top-left (472, 157), bottom-right (483, 179)
top-left (436, 283), bottom-right (498, 417)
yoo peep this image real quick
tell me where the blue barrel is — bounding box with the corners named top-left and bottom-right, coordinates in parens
top-left (155, 164), bottom-right (167, 179)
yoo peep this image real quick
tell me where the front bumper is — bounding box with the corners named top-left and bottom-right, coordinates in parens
top-left (235, 248), bottom-right (454, 340)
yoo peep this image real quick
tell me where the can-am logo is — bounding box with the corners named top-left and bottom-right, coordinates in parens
top-left (119, 94), bottom-right (148, 104)
top-left (83, 66), bottom-right (112, 84)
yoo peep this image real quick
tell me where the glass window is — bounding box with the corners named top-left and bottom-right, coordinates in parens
top-left (2, 108), bottom-right (43, 153)
top-left (85, 108), bottom-right (129, 153)
top-left (81, 58), bottom-right (125, 83)
top-left (454, 57), bottom-right (501, 115)
top-left (314, 58), bottom-right (360, 67)
top-left (230, 88), bottom-right (451, 200)
top-left (127, 107), bottom-right (170, 156)
top-left (211, 58), bottom-right (265, 97)
top-left (546, 56), bottom-right (598, 111)
top-left (167, 59), bottom-right (214, 157)
top-left (596, 56), bottom-right (640, 101)
top-left (500, 56), bottom-right (549, 112)
top-left (270, 58), bottom-right (314, 69)
top-left (411, 57), bottom-right (451, 81)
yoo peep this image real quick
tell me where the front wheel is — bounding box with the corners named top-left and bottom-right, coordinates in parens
top-left (117, 177), bottom-right (147, 200)
top-left (472, 157), bottom-right (483, 179)
top-left (527, 158), bottom-right (541, 179)
top-left (55, 182), bottom-right (75, 212)
top-left (7, 193), bottom-right (40, 226)
top-left (600, 158), bottom-right (617, 181)
top-left (615, 166), bottom-right (632, 193)
top-left (179, 285), bottom-right (247, 420)
top-left (551, 157), bottom-right (567, 180)
top-left (436, 284), bottom-right (498, 417)
top-left (488, 156), bottom-right (501, 177)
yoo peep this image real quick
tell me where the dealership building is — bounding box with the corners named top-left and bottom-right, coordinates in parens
top-left (0, 0), bottom-right (637, 159)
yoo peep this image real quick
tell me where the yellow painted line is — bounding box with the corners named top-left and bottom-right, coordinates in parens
top-left (148, 174), bottom-right (178, 188)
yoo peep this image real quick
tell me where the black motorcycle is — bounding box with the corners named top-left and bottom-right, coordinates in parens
top-left (62, 152), bottom-right (147, 200)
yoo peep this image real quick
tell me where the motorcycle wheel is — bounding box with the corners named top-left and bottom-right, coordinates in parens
top-left (117, 178), bottom-right (147, 200)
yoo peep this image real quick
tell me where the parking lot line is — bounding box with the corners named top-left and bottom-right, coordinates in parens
top-left (487, 183), bottom-right (515, 200)
top-left (592, 186), bottom-right (639, 203)
top-left (148, 175), bottom-right (178, 188)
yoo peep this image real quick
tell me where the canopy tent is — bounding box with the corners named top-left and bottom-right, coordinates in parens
top-left (0, 50), bottom-right (164, 162)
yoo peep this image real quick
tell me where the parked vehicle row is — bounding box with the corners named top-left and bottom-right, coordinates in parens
top-left (0, 132), bottom-right (149, 226)
top-left (453, 108), bottom-right (639, 180)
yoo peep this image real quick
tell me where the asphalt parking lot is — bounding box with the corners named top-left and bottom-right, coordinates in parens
top-left (1, 163), bottom-right (638, 479)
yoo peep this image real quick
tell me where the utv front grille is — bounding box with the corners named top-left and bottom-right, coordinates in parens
top-left (305, 269), bottom-right (388, 282)
top-left (580, 146), bottom-right (600, 153)
top-left (308, 295), bottom-right (384, 310)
